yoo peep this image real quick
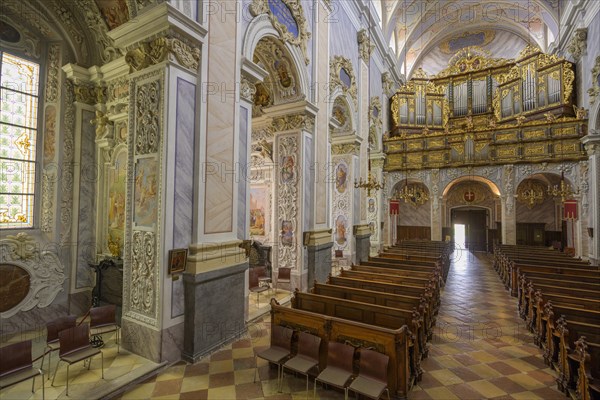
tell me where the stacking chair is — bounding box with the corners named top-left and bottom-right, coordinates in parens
top-left (314, 341), bottom-right (355, 400)
top-left (249, 267), bottom-right (269, 306)
top-left (41, 315), bottom-right (77, 377)
top-left (52, 324), bottom-right (104, 396)
top-left (253, 324), bottom-right (294, 389)
top-left (90, 304), bottom-right (119, 352)
top-left (275, 267), bottom-right (291, 293)
top-left (347, 349), bottom-right (390, 400)
top-left (281, 331), bottom-right (321, 397)
top-left (0, 340), bottom-right (44, 400)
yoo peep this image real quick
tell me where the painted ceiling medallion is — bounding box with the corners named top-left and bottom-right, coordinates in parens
top-left (440, 31), bottom-right (495, 55)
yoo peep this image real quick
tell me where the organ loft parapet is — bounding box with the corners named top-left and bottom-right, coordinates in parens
top-left (385, 47), bottom-right (587, 172)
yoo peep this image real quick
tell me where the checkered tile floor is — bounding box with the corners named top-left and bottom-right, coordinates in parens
top-left (118, 251), bottom-right (564, 399)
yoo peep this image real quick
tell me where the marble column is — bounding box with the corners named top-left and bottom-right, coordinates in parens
top-left (108, 3), bottom-right (205, 362)
top-left (582, 134), bottom-right (600, 265)
top-left (368, 153), bottom-right (385, 255)
top-left (331, 136), bottom-right (362, 264)
top-left (430, 169), bottom-right (442, 241)
top-left (304, 229), bottom-right (334, 289)
top-left (501, 165), bottom-right (517, 245)
top-left (353, 224), bottom-right (372, 263)
top-left (313, 0), bottom-right (331, 228)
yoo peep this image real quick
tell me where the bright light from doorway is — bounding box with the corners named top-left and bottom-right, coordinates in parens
top-left (454, 224), bottom-right (466, 250)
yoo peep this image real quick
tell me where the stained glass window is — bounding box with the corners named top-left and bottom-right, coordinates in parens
top-left (0, 52), bottom-right (40, 228)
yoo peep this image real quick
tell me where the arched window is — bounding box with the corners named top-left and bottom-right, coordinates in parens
top-left (0, 52), bottom-right (40, 228)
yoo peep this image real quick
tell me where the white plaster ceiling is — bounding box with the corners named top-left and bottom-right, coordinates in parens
top-left (375, 0), bottom-right (560, 77)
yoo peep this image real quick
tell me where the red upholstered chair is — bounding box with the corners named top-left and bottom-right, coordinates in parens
top-left (90, 304), bottom-right (119, 352)
top-left (254, 324), bottom-right (294, 389)
top-left (282, 331), bottom-right (321, 396)
top-left (348, 348), bottom-right (390, 400)
top-left (314, 341), bottom-right (355, 400)
top-left (51, 324), bottom-right (104, 396)
top-left (0, 340), bottom-right (44, 400)
top-left (41, 315), bottom-right (77, 377)
top-left (249, 266), bottom-right (269, 306)
top-left (275, 267), bottom-right (291, 293)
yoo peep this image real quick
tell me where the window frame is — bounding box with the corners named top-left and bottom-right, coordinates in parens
top-left (0, 47), bottom-right (46, 231)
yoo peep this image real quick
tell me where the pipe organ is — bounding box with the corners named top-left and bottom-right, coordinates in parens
top-left (386, 47), bottom-right (585, 172)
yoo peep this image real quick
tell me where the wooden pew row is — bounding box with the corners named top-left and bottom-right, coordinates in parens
top-left (518, 275), bottom-right (600, 321)
top-left (350, 264), bottom-right (441, 295)
top-left (291, 290), bottom-right (425, 378)
top-left (508, 264), bottom-right (599, 297)
top-left (358, 260), bottom-right (443, 288)
top-left (270, 299), bottom-right (413, 399)
top-left (339, 270), bottom-right (440, 312)
top-left (327, 275), bottom-right (439, 320)
top-left (493, 251), bottom-right (591, 285)
top-left (541, 304), bottom-right (600, 399)
top-left (311, 282), bottom-right (434, 341)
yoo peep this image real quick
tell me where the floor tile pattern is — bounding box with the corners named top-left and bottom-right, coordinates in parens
top-left (118, 251), bottom-right (565, 399)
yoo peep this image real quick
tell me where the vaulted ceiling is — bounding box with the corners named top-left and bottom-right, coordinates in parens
top-left (372, 0), bottom-right (561, 78)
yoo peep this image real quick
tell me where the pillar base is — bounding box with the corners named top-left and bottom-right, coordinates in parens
top-left (181, 261), bottom-right (248, 363)
top-left (354, 225), bottom-right (372, 264)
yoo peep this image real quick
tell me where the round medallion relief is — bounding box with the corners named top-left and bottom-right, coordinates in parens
top-left (0, 264), bottom-right (31, 313)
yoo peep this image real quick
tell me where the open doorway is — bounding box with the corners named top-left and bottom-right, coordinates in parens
top-left (451, 208), bottom-right (488, 252)
top-left (454, 224), bottom-right (466, 251)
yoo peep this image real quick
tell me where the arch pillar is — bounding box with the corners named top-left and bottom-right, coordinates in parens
top-left (501, 165), bottom-right (517, 245)
top-left (583, 133), bottom-right (600, 265)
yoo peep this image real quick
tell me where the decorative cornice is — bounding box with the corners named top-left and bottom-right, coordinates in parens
top-left (272, 113), bottom-right (314, 132)
top-left (357, 29), bottom-right (374, 61)
top-left (240, 76), bottom-right (257, 102)
top-left (187, 240), bottom-right (247, 274)
top-left (589, 56), bottom-right (600, 105)
top-left (381, 72), bottom-right (396, 97)
top-left (331, 136), bottom-right (362, 156)
top-left (125, 35), bottom-right (200, 73)
top-left (304, 228), bottom-right (333, 246)
top-left (249, 0), bottom-right (311, 65)
top-left (567, 28), bottom-right (587, 62)
top-left (330, 56), bottom-right (358, 106)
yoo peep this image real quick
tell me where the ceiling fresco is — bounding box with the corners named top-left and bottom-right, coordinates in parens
top-left (374, 0), bottom-right (560, 78)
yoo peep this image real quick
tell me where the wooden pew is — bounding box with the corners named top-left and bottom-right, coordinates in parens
top-left (509, 264), bottom-right (599, 297)
top-left (328, 274), bottom-right (438, 318)
top-left (339, 269), bottom-right (440, 311)
top-left (311, 282), bottom-right (434, 342)
top-left (542, 305), bottom-right (600, 398)
top-left (291, 290), bottom-right (426, 370)
top-left (270, 299), bottom-right (413, 399)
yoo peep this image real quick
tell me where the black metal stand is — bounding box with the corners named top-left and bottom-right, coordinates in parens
top-left (87, 257), bottom-right (122, 348)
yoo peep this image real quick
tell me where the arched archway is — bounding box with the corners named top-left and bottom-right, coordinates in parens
top-left (443, 177), bottom-right (501, 252)
top-left (390, 179), bottom-right (431, 241)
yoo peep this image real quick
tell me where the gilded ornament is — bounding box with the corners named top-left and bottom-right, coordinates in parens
top-left (567, 28), bottom-right (587, 62)
top-left (330, 56), bottom-right (357, 106)
top-left (573, 106), bottom-right (587, 120)
top-left (357, 29), bottom-right (374, 61)
top-left (562, 64), bottom-right (575, 104)
top-left (126, 36), bottom-right (200, 73)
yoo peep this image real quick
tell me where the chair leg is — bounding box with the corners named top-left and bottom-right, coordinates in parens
top-left (117, 328), bottom-right (120, 353)
top-left (253, 356), bottom-right (258, 383)
top-left (32, 374), bottom-right (35, 393)
top-left (41, 371), bottom-right (45, 400)
top-left (344, 387), bottom-right (348, 400)
top-left (386, 388), bottom-right (391, 400)
top-left (305, 375), bottom-right (309, 399)
top-left (66, 364), bottom-right (70, 396)
top-left (87, 357), bottom-right (92, 370)
top-left (101, 352), bottom-right (104, 379)
top-left (313, 378), bottom-right (317, 399)
top-left (51, 360), bottom-right (61, 386)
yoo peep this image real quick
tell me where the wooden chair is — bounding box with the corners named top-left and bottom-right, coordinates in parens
top-left (275, 267), bottom-right (291, 293)
top-left (90, 305), bottom-right (119, 352)
top-left (282, 331), bottom-right (321, 396)
top-left (249, 266), bottom-right (269, 306)
top-left (0, 340), bottom-right (44, 400)
top-left (348, 349), bottom-right (390, 400)
top-left (41, 315), bottom-right (77, 377)
top-left (51, 324), bottom-right (104, 396)
top-left (254, 325), bottom-right (294, 389)
top-left (314, 341), bottom-right (355, 400)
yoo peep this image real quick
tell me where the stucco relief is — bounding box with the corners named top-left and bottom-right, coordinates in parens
top-left (0, 233), bottom-right (66, 318)
top-left (277, 135), bottom-right (298, 269)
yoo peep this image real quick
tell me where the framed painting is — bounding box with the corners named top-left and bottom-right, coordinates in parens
top-left (168, 248), bottom-right (187, 275)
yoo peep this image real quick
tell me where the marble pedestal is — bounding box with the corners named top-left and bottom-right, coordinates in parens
top-left (306, 241), bottom-right (333, 289)
top-left (355, 233), bottom-right (372, 264)
top-left (181, 261), bottom-right (248, 363)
